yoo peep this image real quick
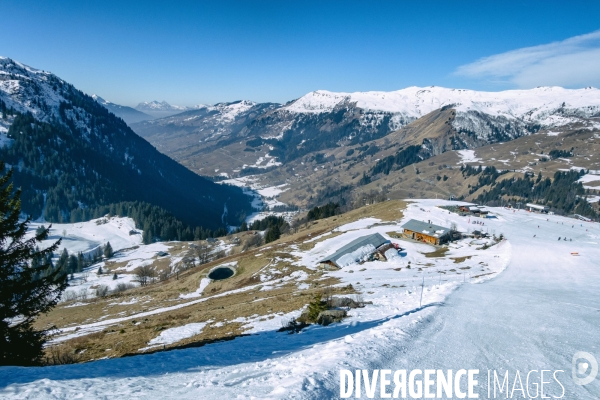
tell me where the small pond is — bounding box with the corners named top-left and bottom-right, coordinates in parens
top-left (208, 267), bottom-right (235, 280)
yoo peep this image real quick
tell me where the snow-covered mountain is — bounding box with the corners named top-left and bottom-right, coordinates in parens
top-left (132, 100), bottom-right (280, 145)
top-left (131, 85), bottom-right (600, 176)
top-left (135, 100), bottom-right (193, 118)
top-left (0, 56), bottom-right (251, 228)
top-left (282, 86), bottom-right (600, 143)
top-left (91, 94), bottom-right (152, 124)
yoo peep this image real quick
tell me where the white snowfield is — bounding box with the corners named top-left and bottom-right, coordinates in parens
top-left (221, 176), bottom-right (298, 225)
top-left (1, 200), bottom-right (600, 398)
top-left (456, 149), bottom-right (482, 164)
top-left (285, 86), bottom-right (600, 124)
top-left (141, 322), bottom-right (209, 352)
top-left (26, 217), bottom-right (143, 258)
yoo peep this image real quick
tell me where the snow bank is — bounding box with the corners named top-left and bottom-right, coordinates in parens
top-left (27, 217), bottom-right (142, 257)
top-left (335, 244), bottom-right (376, 268)
top-left (578, 173), bottom-right (600, 190)
top-left (384, 248), bottom-right (401, 261)
top-left (142, 322), bottom-right (208, 350)
top-left (334, 217), bottom-right (381, 232)
top-left (456, 149), bottom-right (481, 164)
top-left (180, 278), bottom-right (211, 299)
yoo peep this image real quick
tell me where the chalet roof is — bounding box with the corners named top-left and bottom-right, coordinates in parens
top-left (401, 219), bottom-right (451, 238)
top-left (319, 233), bottom-right (389, 268)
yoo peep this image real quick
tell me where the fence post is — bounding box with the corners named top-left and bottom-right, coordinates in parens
top-left (419, 276), bottom-right (424, 308)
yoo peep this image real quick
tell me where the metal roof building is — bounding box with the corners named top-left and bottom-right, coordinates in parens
top-left (401, 219), bottom-right (451, 245)
top-left (319, 233), bottom-right (389, 268)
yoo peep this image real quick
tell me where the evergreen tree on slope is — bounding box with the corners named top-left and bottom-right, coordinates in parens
top-left (0, 165), bottom-right (66, 366)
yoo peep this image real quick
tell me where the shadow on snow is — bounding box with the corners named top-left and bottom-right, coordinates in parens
top-left (0, 303), bottom-right (443, 387)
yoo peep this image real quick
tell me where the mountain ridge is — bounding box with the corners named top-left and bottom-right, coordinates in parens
top-left (92, 94), bottom-right (153, 124)
top-left (131, 85), bottom-right (600, 178)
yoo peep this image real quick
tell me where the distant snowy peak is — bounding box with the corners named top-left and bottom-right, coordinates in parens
top-left (92, 94), bottom-right (110, 105)
top-left (135, 100), bottom-right (189, 112)
top-left (92, 94), bottom-right (153, 124)
top-left (203, 100), bottom-right (257, 121)
top-left (285, 86), bottom-right (600, 123)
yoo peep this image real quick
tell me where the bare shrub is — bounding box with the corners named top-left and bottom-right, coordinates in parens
top-left (159, 266), bottom-right (172, 282)
top-left (63, 290), bottom-right (77, 302)
top-left (135, 265), bottom-right (156, 287)
top-left (195, 244), bottom-right (210, 265)
top-left (213, 250), bottom-right (226, 260)
top-left (113, 282), bottom-right (136, 294)
top-left (181, 252), bottom-right (197, 270)
top-left (278, 318), bottom-right (307, 334)
top-left (323, 285), bottom-right (334, 307)
top-left (96, 285), bottom-right (109, 298)
top-left (45, 346), bottom-right (80, 365)
top-left (354, 294), bottom-right (365, 307)
top-left (78, 288), bottom-right (88, 300)
top-left (242, 234), bottom-right (263, 251)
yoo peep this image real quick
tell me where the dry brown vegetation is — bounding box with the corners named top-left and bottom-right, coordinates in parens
top-left (38, 200), bottom-right (406, 363)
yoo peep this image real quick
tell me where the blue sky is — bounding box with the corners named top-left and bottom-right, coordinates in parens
top-left (3, 0), bottom-right (600, 106)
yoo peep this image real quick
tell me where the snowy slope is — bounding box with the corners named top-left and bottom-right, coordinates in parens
top-left (0, 56), bottom-right (67, 123)
top-left (286, 86), bottom-right (600, 122)
top-left (135, 100), bottom-right (190, 112)
top-left (134, 100), bottom-right (194, 118)
top-left (285, 86), bottom-right (600, 139)
top-left (26, 216), bottom-right (142, 257)
top-left (131, 100), bottom-right (280, 145)
top-left (2, 201), bottom-right (598, 398)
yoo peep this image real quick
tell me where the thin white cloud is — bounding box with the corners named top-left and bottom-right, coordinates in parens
top-left (455, 30), bottom-right (600, 88)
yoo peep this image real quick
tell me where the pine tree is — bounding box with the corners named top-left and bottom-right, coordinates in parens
top-left (112, 272), bottom-right (118, 280)
top-left (56, 248), bottom-right (69, 274)
top-left (76, 252), bottom-right (85, 272)
top-left (35, 225), bottom-right (46, 236)
top-left (67, 254), bottom-right (78, 274)
top-left (265, 224), bottom-right (281, 243)
top-left (0, 165), bottom-right (66, 366)
top-left (103, 241), bottom-right (113, 259)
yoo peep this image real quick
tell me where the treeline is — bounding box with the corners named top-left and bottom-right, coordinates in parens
top-left (370, 145), bottom-right (423, 177)
top-left (474, 169), bottom-right (597, 218)
top-left (548, 149), bottom-right (573, 159)
top-left (238, 215), bottom-right (288, 243)
top-left (85, 201), bottom-right (227, 243)
top-left (307, 202), bottom-right (340, 221)
top-left (30, 234), bottom-right (115, 281)
top-left (462, 165), bottom-right (507, 195)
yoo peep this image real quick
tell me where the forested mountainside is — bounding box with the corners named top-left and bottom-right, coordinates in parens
top-left (0, 57), bottom-right (252, 233)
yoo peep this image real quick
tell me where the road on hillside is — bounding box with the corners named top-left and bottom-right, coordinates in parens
top-left (327, 209), bottom-right (600, 399)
